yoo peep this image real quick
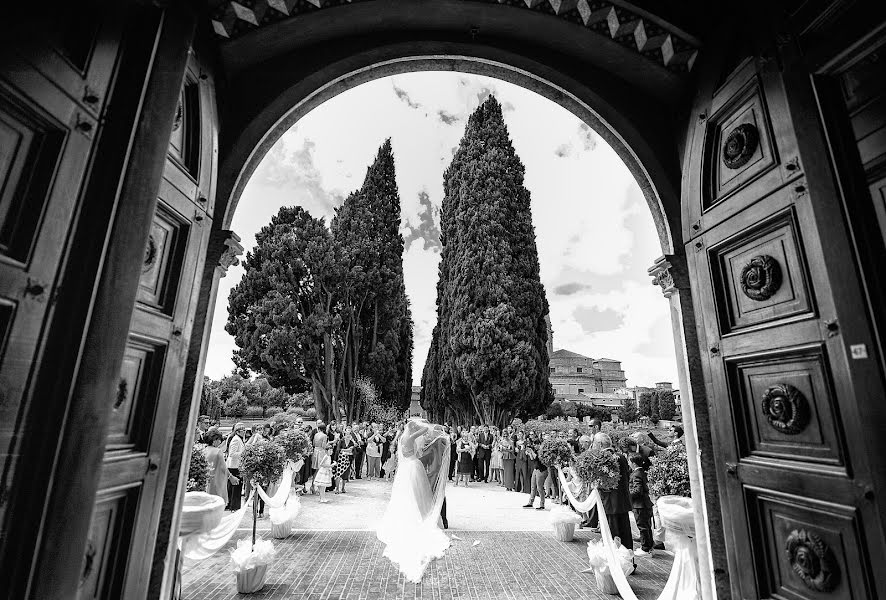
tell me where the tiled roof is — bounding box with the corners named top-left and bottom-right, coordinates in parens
top-left (551, 349), bottom-right (590, 359)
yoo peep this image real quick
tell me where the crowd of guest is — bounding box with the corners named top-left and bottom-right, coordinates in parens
top-left (447, 418), bottom-right (683, 561)
top-left (194, 415), bottom-right (409, 513)
top-left (192, 412), bottom-right (683, 561)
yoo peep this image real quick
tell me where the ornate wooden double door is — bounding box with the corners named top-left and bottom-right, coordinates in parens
top-left (685, 31), bottom-right (886, 600)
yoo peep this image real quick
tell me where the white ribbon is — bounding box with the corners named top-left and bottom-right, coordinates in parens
top-left (181, 491), bottom-right (255, 565)
top-left (255, 464), bottom-right (295, 508)
top-left (181, 461), bottom-right (304, 565)
top-left (556, 467), bottom-right (700, 600)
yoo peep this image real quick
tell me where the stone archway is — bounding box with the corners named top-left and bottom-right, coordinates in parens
top-left (192, 37), bottom-right (724, 600)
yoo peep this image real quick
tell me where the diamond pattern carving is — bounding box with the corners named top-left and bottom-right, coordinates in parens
top-left (207, 0), bottom-right (699, 73)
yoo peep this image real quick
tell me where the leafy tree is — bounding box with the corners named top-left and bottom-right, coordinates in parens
top-left (650, 392), bottom-right (661, 423)
top-left (331, 140), bottom-right (413, 417)
top-left (658, 390), bottom-right (676, 421)
top-left (575, 402), bottom-right (612, 422)
top-left (545, 402), bottom-right (565, 418)
top-left (199, 376), bottom-right (223, 421)
top-left (224, 390), bottom-right (247, 418)
top-left (430, 96), bottom-right (551, 426)
top-left (638, 392), bottom-right (654, 418)
top-left (247, 377), bottom-right (278, 418)
top-left (559, 400), bottom-right (578, 417)
top-left (618, 396), bottom-right (638, 423)
top-left (267, 386), bottom-right (291, 411)
top-left (226, 206), bottom-right (345, 420)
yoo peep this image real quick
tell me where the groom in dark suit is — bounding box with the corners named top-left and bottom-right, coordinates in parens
top-left (421, 426), bottom-right (451, 529)
top-left (476, 425), bottom-right (493, 483)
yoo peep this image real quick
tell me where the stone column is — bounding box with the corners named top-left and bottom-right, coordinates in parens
top-left (649, 254), bottom-right (725, 600)
top-left (154, 229), bottom-right (242, 600)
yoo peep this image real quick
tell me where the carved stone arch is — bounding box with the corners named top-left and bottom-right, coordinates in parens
top-left (214, 37), bottom-right (685, 255)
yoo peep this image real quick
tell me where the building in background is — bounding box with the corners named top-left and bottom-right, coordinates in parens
top-left (549, 349), bottom-right (627, 397)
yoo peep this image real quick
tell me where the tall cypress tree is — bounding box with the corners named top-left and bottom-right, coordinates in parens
top-left (332, 140), bottom-right (413, 415)
top-left (430, 96), bottom-right (551, 426)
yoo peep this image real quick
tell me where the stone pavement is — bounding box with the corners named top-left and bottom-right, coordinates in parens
top-left (181, 478), bottom-right (674, 599)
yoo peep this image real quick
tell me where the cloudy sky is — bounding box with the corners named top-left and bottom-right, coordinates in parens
top-left (204, 72), bottom-right (678, 388)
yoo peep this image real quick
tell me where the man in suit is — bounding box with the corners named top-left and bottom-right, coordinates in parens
top-left (468, 426), bottom-right (479, 480)
top-left (476, 425), bottom-right (493, 483)
top-left (629, 454), bottom-right (655, 556)
top-left (446, 426), bottom-right (458, 480)
top-left (522, 435), bottom-right (548, 510)
top-left (420, 426), bottom-right (450, 529)
top-left (352, 424), bottom-right (366, 478)
top-left (514, 431), bottom-right (529, 493)
top-left (195, 415), bottom-right (210, 444)
top-left (595, 433), bottom-right (634, 557)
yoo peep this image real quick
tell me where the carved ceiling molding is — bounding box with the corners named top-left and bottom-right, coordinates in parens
top-left (208, 0), bottom-right (700, 73)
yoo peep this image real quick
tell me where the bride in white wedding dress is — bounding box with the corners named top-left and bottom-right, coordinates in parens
top-left (375, 418), bottom-right (451, 583)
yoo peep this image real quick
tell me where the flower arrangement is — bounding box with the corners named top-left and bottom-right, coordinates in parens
top-left (241, 440), bottom-right (286, 489)
top-left (648, 440), bottom-right (690, 498)
top-left (274, 429), bottom-right (311, 463)
top-left (574, 449), bottom-right (621, 490)
top-left (187, 445), bottom-right (209, 492)
top-left (538, 439), bottom-right (573, 467)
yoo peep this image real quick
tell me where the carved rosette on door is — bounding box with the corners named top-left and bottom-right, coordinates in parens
top-left (739, 255), bottom-right (782, 301)
top-left (761, 383), bottom-right (808, 435)
top-left (722, 123), bottom-right (759, 169)
top-left (785, 529), bottom-right (840, 593)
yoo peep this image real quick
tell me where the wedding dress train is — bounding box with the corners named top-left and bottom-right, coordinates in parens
top-left (376, 422), bottom-right (450, 583)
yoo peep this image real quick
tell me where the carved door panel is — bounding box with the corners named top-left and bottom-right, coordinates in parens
top-left (686, 44), bottom-right (886, 600)
top-left (80, 54), bottom-right (213, 600)
top-left (0, 16), bottom-right (122, 544)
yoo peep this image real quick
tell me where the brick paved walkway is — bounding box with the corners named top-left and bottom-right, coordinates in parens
top-left (181, 479), bottom-right (674, 599)
top-left (182, 530), bottom-right (672, 599)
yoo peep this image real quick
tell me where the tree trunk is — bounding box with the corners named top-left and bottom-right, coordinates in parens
top-left (372, 303), bottom-right (378, 352)
top-left (324, 332), bottom-right (338, 420)
top-left (312, 379), bottom-right (329, 422)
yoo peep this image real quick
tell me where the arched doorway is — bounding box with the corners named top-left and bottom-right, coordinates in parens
top-left (191, 63), bottom-right (702, 596)
top-left (2, 3), bottom-right (884, 600)
top-left (198, 44), bottom-right (720, 599)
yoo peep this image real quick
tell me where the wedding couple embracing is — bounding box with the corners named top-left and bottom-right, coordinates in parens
top-left (375, 417), bottom-right (451, 583)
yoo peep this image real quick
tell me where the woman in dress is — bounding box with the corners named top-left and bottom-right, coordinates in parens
top-left (314, 443), bottom-right (334, 504)
top-left (202, 428), bottom-right (238, 504)
top-left (455, 430), bottom-right (473, 487)
top-left (334, 426), bottom-right (356, 494)
top-left (489, 429), bottom-right (503, 484)
top-left (376, 418), bottom-right (450, 582)
top-left (299, 423), bottom-right (314, 493)
top-left (245, 423), bottom-right (268, 517)
top-left (500, 434), bottom-right (516, 491)
top-left (310, 424), bottom-right (328, 494)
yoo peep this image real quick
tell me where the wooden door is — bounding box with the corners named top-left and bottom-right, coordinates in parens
top-left (0, 5), bottom-right (122, 549)
top-left (79, 54), bottom-right (213, 600)
top-left (685, 33), bottom-right (886, 600)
